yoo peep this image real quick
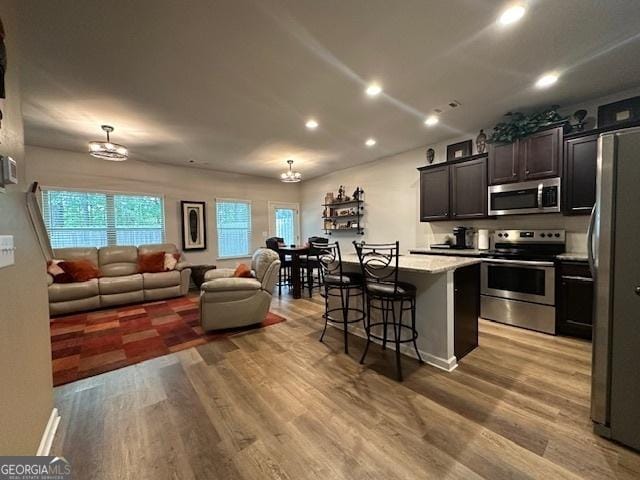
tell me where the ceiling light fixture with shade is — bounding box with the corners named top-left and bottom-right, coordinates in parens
top-left (88, 125), bottom-right (128, 161)
top-left (280, 159), bottom-right (302, 183)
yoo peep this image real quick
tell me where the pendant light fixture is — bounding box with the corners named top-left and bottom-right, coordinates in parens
top-left (88, 125), bottom-right (128, 161)
top-left (280, 159), bottom-right (302, 183)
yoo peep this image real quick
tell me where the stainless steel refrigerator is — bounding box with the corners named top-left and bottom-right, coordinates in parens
top-left (589, 127), bottom-right (640, 451)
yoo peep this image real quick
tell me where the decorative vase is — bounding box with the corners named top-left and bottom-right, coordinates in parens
top-left (426, 148), bottom-right (435, 164)
top-left (573, 109), bottom-right (587, 132)
top-left (476, 129), bottom-right (487, 154)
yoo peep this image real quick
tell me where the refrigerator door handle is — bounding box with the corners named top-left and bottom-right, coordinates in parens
top-left (587, 204), bottom-right (597, 278)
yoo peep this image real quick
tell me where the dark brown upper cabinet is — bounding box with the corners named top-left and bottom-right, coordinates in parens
top-left (488, 127), bottom-right (562, 185)
top-left (451, 157), bottom-right (487, 219)
top-left (488, 142), bottom-right (518, 185)
top-left (563, 134), bottom-right (598, 215)
top-left (418, 155), bottom-right (487, 222)
top-left (520, 127), bottom-right (562, 180)
top-left (419, 165), bottom-right (450, 221)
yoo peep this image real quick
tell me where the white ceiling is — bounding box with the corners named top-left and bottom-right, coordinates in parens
top-left (15, 0), bottom-right (640, 180)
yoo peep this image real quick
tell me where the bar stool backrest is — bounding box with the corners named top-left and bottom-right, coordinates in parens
top-left (307, 236), bottom-right (328, 257)
top-left (353, 241), bottom-right (401, 293)
top-left (266, 237), bottom-right (286, 262)
top-left (312, 240), bottom-right (343, 280)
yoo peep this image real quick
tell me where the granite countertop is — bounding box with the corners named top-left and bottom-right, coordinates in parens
top-left (341, 253), bottom-right (480, 274)
top-left (556, 252), bottom-right (589, 261)
top-left (409, 247), bottom-right (483, 257)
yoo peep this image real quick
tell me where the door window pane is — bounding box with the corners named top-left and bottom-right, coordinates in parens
top-left (275, 208), bottom-right (295, 245)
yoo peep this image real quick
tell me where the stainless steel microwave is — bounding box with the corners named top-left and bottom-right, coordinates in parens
top-left (488, 177), bottom-right (561, 216)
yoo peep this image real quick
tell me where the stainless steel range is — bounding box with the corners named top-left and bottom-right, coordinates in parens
top-left (480, 229), bottom-right (565, 334)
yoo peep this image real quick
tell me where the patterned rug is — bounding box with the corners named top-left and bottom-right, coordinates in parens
top-left (50, 294), bottom-right (285, 386)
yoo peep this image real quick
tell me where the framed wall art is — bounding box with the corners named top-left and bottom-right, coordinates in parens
top-left (181, 201), bottom-right (207, 250)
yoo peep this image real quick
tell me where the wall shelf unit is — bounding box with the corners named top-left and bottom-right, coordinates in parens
top-left (322, 197), bottom-right (364, 235)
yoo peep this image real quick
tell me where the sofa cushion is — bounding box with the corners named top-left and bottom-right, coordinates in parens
top-left (60, 259), bottom-right (100, 282)
top-left (137, 251), bottom-right (166, 273)
top-left (99, 246), bottom-right (139, 277)
top-left (139, 243), bottom-right (179, 256)
top-left (53, 247), bottom-right (98, 266)
top-left (49, 278), bottom-right (99, 303)
top-left (98, 274), bottom-right (143, 295)
top-left (164, 253), bottom-right (181, 271)
top-left (201, 277), bottom-right (261, 292)
top-left (143, 270), bottom-right (181, 289)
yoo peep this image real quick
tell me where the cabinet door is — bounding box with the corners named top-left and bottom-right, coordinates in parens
top-left (563, 135), bottom-right (598, 215)
top-left (419, 166), bottom-right (450, 221)
top-left (451, 157), bottom-right (487, 219)
top-left (488, 142), bottom-right (519, 185)
top-left (454, 264), bottom-right (480, 360)
top-left (520, 127), bottom-right (562, 180)
top-left (556, 261), bottom-right (593, 339)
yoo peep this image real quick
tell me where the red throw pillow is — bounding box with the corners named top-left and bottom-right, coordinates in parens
top-left (47, 260), bottom-right (74, 284)
top-left (233, 263), bottom-right (253, 278)
top-left (59, 259), bottom-right (100, 282)
top-left (138, 251), bottom-right (166, 273)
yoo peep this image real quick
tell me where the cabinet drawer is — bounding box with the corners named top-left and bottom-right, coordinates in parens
top-left (559, 261), bottom-right (592, 279)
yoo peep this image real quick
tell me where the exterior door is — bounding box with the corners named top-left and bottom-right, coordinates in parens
top-left (268, 202), bottom-right (300, 246)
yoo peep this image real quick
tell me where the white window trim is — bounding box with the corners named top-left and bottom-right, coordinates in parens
top-left (215, 197), bottom-right (253, 260)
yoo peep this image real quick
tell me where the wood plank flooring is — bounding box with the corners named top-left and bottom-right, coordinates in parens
top-left (51, 295), bottom-right (640, 479)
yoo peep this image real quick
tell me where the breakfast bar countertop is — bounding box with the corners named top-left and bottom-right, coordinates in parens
top-left (341, 252), bottom-right (481, 274)
top-left (409, 247), bottom-right (483, 257)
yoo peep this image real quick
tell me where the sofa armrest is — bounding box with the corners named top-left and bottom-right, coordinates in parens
top-left (201, 277), bottom-right (261, 292)
top-left (175, 261), bottom-right (191, 271)
top-left (204, 268), bottom-right (235, 281)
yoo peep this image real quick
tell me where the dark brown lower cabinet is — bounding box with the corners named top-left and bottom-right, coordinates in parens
top-left (556, 260), bottom-right (593, 339)
top-left (454, 264), bottom-right (480, 360)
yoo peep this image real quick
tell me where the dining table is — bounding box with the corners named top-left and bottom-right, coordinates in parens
top-left (278, 245), bottom-right (309, 299)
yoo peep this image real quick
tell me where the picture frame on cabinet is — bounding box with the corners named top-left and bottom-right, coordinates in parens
top-left (446, 139), bottom-right (472, 161)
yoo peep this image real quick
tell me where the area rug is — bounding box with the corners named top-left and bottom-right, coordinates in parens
top-left (49, 294), bottom-right (285, 386)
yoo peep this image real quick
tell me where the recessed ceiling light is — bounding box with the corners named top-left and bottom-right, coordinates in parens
top-left (365, 138), bottom-right (377, 147)
top-left (498, 4), bottom-right (526, 25)
top-left (305, 118), bottom-right (319, 130)
top-left (535, 72), bottom-right (559, 88)
top-left (365, 83), bottom-right (382, 97)
top-left (424, 115), bottom-right (439, 127)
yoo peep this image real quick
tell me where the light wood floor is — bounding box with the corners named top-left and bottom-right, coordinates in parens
top-left (52, 295), bottom-right (640, 479)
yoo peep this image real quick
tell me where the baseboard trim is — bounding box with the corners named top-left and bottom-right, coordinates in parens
top-left (37, 408), bottom-right (61, 456)
top-left (335, 324), bottom-right (458, 373)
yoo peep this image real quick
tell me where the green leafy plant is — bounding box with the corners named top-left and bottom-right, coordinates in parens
top-left (488, 106), bottom-right (568, 144)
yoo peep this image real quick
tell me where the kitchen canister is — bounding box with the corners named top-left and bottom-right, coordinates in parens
top-left (478, 229), bottom-right (490, 250)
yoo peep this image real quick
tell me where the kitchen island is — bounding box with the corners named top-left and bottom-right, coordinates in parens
top-left (338, 253), bottom-right (481, 372)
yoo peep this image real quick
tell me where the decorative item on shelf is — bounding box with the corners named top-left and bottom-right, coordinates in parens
top-left (597, 96), bottom-right (640, 129)
top-left (180, 201), bottom-right (207, 250)
top-left (322, 206), bottom-right (328, 218)
top-left (426, 148), bottom-right (435, 164)
top-left (488, 106), bottom-right (569, 144)
top-left (88, 125), bottom-right (129, 161)
top-left (337, 207), bottom-right (356, 216)
top-left (475, 129), bottom-right (487, 154)
top-left (324, 219), bottom-right (332, 230)
top-left (352, 186), bottom-right (364, 201)
top-left (446, 139), bottom-right (472, 161)
top-left (324, 192), bottom-right (334, 205)
top-left (280, 159), bottom-right (302, 183)
top-left (571, 109), bottom-right (588, 132)
top-left (336, 185), bottom-right (345, 202)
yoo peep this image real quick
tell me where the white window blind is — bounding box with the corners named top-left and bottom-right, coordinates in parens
top-left (216, 199), bottom-right (252, 258)
top-left (41, 188), bottom-right (165, 248)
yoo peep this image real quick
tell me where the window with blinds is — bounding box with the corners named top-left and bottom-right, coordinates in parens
top-left (41, 188), bottom-right (165, 249)
top-left (216, 199), bottom-right (252, 258)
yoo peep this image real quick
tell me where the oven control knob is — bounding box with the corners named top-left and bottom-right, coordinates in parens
top-left (541, 233), bottom-right (546, 238)
top-left (547, 232), bottom-right (553, 237)
top-left (498, 233), bottom-right (503, 238)
top-left (554, 233), bottom-right (560, 238)
top-left (504, 233), bottom-right (509, 238)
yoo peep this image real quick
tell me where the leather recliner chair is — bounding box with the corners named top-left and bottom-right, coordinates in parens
top-left (199, 248), bottom-right (280, 330)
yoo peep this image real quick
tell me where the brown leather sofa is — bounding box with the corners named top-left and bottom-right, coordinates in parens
top-left (47, 243), bottom-right (191, 316)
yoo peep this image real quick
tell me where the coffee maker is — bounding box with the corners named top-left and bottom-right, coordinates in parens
top-left (452, 226), bottom-right (469, 249)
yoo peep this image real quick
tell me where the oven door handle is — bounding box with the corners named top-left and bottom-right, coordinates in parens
top-left (482, 258), bottom-right (555, 267)
top-left (537, 183), bottom-right (543, 208)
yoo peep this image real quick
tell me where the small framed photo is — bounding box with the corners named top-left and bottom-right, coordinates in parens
top-left (181, 201), bottom-right (207, 250)
top-left (446, 139), bottom-right (472, 161)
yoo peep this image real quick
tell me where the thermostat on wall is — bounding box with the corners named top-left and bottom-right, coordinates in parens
top-left (0, 155), bottom-right (18, 186)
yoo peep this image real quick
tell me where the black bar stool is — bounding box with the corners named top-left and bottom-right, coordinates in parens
top-left (266, 237), bottom-right (291, 296)
top-left (353, 240), bottom-right (422, 381)
top-left (301, 236), bottom-right (328, 297)
top-left (312, 241), bottom-right (365, 354)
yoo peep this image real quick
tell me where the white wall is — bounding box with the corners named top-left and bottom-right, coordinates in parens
top-left (301, 87), bottom-right (640, 254)
top-left (25, 146), bottom-right (300, 268)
